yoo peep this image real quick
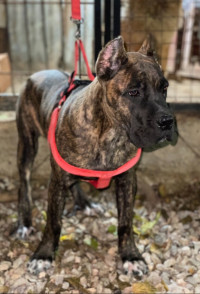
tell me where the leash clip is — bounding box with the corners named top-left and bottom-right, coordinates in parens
top-left (70, 17), bottom-right (84, 40)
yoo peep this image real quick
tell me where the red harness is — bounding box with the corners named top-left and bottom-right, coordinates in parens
top-left (48, 79), bottom-right (142, 189)
top-left (47, 0), bottom-right (142, 189)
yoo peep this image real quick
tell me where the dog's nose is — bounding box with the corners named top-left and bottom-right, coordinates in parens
top-left (157, 115), bottom-right (173, 131)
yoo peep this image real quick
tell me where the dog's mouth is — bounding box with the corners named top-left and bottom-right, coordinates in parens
top-left (157, 132), bottom-right (173, 144)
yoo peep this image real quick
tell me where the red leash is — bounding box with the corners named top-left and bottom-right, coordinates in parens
top-left (48, 0), bottom-right (142, 189)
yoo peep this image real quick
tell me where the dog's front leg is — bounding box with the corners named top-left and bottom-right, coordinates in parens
top-left (28, 170), bottom-right (66, 275)
top-left (115, 170), bottom-right (148, 278)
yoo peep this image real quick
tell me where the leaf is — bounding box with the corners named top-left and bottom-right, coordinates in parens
top-left (84, 237), bottom-right (98, 250)
top-left (133, 212), bottom-right (161, 236)
top-left (41, 210), bottom-right (47, 221)
top-left (60, 233), bottom-right (74, 242)
top-left (107, 225), bottom-right (117, 235)
top-left (132, 282), bottom-right (156, 294)
top-left (140, 216), bottom-right (159, 235)
top-left (133, 225), bottom-right (141, 235)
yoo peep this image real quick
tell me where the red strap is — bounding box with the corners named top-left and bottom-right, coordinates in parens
top-left (75, 40), bottom-right (95, 81)
top-left (78, 40), bottom-right (95, 81)
top-left (71, 0), bottom-right (81, 21)
top-left (48, 107), bottom-right (142, 189)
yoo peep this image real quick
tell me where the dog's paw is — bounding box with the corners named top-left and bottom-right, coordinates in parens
top-left (84, 202), bottom-right (104, 216)
top-left (27, 259), bottom-right (52, 275)
top-left (123, 260), bottom-right (148, 279)
top-left (16, 226), bottom-right (35, 239)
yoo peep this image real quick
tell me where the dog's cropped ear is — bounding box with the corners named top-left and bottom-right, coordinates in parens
top-left (138, 35), bottom-right (154, 57)
top-left (96, 36), bottom-right (128, 81)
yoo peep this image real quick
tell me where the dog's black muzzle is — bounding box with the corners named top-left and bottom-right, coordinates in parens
top-left (156, 114), bottom-right (174, 131)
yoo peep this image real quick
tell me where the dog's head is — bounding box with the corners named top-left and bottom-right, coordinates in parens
top-left (95, 36), bottom-right (176, 148)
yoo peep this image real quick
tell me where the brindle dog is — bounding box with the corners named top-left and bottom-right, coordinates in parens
top-left (16, 36), bottom-right (175, 276)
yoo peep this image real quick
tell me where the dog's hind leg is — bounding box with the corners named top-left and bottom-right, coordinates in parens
top-left (115, 170), bottom-right (148, 279)
top-left (16, 127), bottom-right (39, 238)
top-left (14, 84), bottom-right (42, 238)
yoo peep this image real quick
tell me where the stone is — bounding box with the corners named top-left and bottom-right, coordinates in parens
top-left (122, 287), bottom-right (133, 294)
top-left (147, 271), bottom-right (161, 286)
top-left (80, 276), bottom-right (87, 288)
top-left (13, 255), bottom-right (27, 269)
top-left (62, 282), bottom-right (69, 290)
top-left (171, 244), bottom-right (178, 256)
top-left (119, 274), bottom-right (130, 283)
top-left (161, 272), bottom-right (170, 285)
top-left (0, 261), bottom-right (11, 271)
top-left (154, 234), bottom-right (166, 247)
top-left (12, 278), bottom-right (27, 288)
top-left (195, 285), bottom-right (200, 294)
top-left (181, 246), bottom-right (191, 257)
top-left (186, 274), bottom-right (199, 286)
top-left (163, 258), bottom-right (176, 268)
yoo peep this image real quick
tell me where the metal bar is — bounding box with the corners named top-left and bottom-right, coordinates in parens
top-left (41, 0), bottom-right (49, 69)
top-left (5, 0), bottom-right (16, 94)
top-left (94, 0), bottom-right (101, 62)
top-left (59, 0), bottom-right (65, 69)
top-left (104, 0), bottom-right (111, 44)
top-left (24, 0), bottom-right (32, 71)
top-left (113, 0), bottom-right (120, 38)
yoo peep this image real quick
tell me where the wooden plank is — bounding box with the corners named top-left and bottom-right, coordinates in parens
top-left (0, 94), bottom-right (18, 111)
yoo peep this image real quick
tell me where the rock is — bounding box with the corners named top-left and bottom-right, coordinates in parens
top-left (80, 276), bottom-right (87, 287)
top-left (12, 278), bottom-right (27, 288)
top-left (0, 261), bottom-right (11, 271)
top-left (154, 234), bottom-right (166, 247)
top-left (171, 244), bottom-right (178, 256)
top-left (0, 277), bottom-right (4, 285)
top-left (92, 268), bottom-right (99, 276)
top-left (190, 241), bottom-right (200, 254)
top-left (62, 282), bottom-right (69, 290)
top-left (13, 255), bottom-right (27, 269)
top-left (163, 258), bottom-right (176, 268)
top-left (38, 271), bottom-right (46, 279)
top-left (151, 253), bottom-right (161, 265)
top-left (147, 271), bottom-right (161, 286)
top-left (177, 279), bottom-right (187, 287)
top-left (52, 274), bottom-right (64, 285)
top-left (118, 274), bottom-right (130, 283)
top-left (122, 287), bottom-right (133, 294)
top-left (186, 274), bottom-right (199, 286)
top-left (87, 288), bottom-right (96, 294)
top-left (161, 272), bottom-right (170, 285)
top-left (108, 246), bottom-right (117, 256)
top-left (195, 285), bottom-right (200, 293)
top-left (142, 252), bottom-right (152, 265)
top-left (156, 264), bottom-right (165, 271)
top-left (181, 246), bottom-right (191, 257)
top-left (168, 283), bottom-right (191, 293)
top-left (36, 281), bottom-right (46, 293)
top-left (104, 288), bottom-right (112, 293)
top-left (75, 256), bottom-right (81, 263)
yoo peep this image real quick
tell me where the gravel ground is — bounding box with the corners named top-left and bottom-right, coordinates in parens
top-left (0, 177), bottom-right (200, 294)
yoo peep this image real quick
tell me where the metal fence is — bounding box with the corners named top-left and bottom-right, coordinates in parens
top-left (0, 0), bottom-right (200, 107)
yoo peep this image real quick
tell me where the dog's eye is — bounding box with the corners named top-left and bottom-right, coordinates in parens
top-left (128, 90), bottom-right (139, 97)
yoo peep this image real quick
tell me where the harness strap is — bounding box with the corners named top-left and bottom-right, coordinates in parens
top-left (48, 101), bottom-right (142, 189)
top-left (71, 0), bottom-right (81, 21)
